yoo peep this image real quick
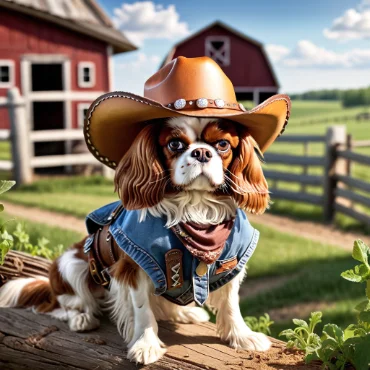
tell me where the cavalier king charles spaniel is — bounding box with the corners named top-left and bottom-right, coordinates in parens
top-left (0, 117), bottom-right (270, 365)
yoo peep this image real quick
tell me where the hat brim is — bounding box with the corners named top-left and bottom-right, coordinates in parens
top-left (84, 92), bottom-right (291, 169)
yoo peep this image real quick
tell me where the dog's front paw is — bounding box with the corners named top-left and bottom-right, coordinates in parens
top-left (127, 331), bottom-right (167, 365)
top-left (228, 331), bottom-right (271, 351)
top-left (68, 313), bottom-right (100, 332)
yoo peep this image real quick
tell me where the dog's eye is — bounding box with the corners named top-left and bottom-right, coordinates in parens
top-left (215, 140), bottom-right (230, 153)
top-left (168, 140), bottom-right (185, 151)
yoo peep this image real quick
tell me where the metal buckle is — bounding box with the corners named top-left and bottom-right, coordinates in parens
top-left (89, 259), bottom-right (103, 285)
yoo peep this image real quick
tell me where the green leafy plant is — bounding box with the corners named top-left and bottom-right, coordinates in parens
top-left (244, 313), bottom-right (274, 335)
top-left (0, 180), bottom-right (63, 264)
top-left (280, 240), bottom-right (370, 370)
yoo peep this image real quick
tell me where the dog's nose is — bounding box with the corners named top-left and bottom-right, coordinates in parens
top-left (191, 148), bottom-right (213, 163)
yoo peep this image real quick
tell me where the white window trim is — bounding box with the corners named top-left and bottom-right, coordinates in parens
top-left (205, 36), bottom-right (231, 66)
top-left (77, 103), bottom-right (91, 128)
top-left (78, 62), bottom-right (95, 88)
top-left (0, 60), bottom-right (15, 88)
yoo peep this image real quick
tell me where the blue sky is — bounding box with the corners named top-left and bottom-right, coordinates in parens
top-left (100, 0), bottom-right (370, 94)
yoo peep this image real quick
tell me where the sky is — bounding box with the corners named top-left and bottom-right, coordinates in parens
top-left (100, 0), bottom-right (370, 94)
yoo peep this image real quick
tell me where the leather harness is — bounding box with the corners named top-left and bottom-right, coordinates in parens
top-left (88, 205), bottom-right (124, 287)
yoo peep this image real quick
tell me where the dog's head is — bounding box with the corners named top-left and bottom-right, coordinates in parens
top-left (114, 117), bottom-right (269, 214)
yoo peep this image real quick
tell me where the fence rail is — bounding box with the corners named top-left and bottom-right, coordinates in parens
top-left (265, 125), bottom-right (370, 228)
top-left (3, 87), bottom-right (112, 184)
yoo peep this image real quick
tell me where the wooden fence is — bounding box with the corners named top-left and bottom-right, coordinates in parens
top-left (2, 87), bottom-right (370, 228)
top-left (1, 87), bottom-right (112, 185)
top-left (265, 125), bottom-right (370, 227)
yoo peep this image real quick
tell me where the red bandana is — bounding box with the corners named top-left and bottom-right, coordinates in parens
top-left (171, 219), bottom-right (234, 264)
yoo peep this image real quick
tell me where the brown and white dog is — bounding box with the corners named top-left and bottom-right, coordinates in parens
top-left (0, 117), bottom-right (270, 365)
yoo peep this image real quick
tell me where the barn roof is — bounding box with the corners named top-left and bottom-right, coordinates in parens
top-left (160, 20), bottom-right (279, 87)
top-left (0, 0), bottom-right (136, 54)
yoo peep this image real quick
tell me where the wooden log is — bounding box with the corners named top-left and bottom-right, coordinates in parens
top-left (0, 250), bottom-right (51, 284)
top-left (0, 308), bottom-right (321, 370)
top-left (0, 253), bottom-right (320, 369)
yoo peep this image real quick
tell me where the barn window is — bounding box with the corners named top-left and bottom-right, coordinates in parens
top-left (78, 62), bottom-right (95, 88)
top-left (205, 37), bottom-right (230, 66)
top-left (0, 60), bottom-right (15, 88)
top-left (78, 103), bottom-right (91, 128)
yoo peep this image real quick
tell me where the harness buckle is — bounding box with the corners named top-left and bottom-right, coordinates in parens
top-left (89, 259), bottom-right (110, 287)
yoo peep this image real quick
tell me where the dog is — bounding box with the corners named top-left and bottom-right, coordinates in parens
top-left (0, 56), bottom-right (290, 365)
top-left (0, 117), bottom-right (272, 364)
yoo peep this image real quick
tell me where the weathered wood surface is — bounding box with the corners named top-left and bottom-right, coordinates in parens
top-left (0, 307), bottom-right (320, 370)
top-left (0, 251), bottom-right (51, 285)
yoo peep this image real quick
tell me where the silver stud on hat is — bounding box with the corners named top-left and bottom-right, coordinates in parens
top-left (214, 99), bottom-right (225, 108)
top-left (196, 98), bottom-right (208, 108)
top-left (174, 99), bottom-right (186, 110)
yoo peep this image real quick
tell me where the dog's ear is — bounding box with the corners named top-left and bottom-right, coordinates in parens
top-left (228, 128), bottom-right (269, 214)
top-left (114, 124), bottom-right (166, 209)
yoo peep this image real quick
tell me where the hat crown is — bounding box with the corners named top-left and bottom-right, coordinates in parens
top-left (144, 56), bottom-right (236, 105)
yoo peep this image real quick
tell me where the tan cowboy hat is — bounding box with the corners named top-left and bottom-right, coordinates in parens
top-left (84, 56), bottom-right (291, 169)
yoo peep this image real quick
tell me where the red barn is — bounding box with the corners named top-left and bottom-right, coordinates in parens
top-left (0, 0), bottom-right (135, 156)
top-left (161, 21), bottom-right (279, 104)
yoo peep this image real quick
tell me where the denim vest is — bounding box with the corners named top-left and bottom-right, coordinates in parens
top-left (84, 201), bottom-right (259, 306)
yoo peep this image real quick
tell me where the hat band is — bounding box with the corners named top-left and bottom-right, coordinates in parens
top-left (168, 98), bottom-right (246, 112)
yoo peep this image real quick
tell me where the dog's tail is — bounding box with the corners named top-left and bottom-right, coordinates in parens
top-left (0, 277), bottom-right (57, 312)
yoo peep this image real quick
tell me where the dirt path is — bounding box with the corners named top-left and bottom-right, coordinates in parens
top-left (249, 212), bottom-right (369, 251)
top-left (4, 201), bottom-right (369, 249)
top-left (3, 201), bottom-right (86, 235)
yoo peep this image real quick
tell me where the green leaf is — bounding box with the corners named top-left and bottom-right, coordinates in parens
top-left (292, 318), bottom-right (309, 328)
top-left (359, 311), bottom-right (370, 324)
top-left (279, 329), bottom-right (296, 339)
top-left (353, 240), bottom-right (370, 265)
top-left (351, 334), bottom-right (370, 370)
top-left (341, 269), bottom-right (362, 282)
top-left (0, 180), bottom-right (15, 195)
top-left (323, 324), bottom-right (344, 346)
top-left (355, 300), bottom-right (370, 312)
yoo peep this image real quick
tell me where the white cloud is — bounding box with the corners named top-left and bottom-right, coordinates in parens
top-left (323, 7), bottom-right (370, 41)
top-left (114, 53), bottom-right (161, 94)
top-left (266, 41), bottom-right (370, 68)
top-left (265, 44), bottom-right (290, 63)
top-left (113, 1), bottom-right (190, 46)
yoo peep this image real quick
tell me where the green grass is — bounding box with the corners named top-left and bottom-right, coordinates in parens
top-left (0, 141), bottom-right (11, 161)
top-left (242, 223), bottom-right (362, 338)
top-left (0, 212), bottom-right (83, 253)
top-left (2, 176), bottom-right (118, 218)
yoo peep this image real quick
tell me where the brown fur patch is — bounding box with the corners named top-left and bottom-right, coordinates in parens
top-left (18, 280), bottom-right (56, 313)
top-left (110, 254), bottom-right (139, 290)
top-left (115, 124), bottom-right (167, 209)
top-left (229, 128), bottom-right (269, 214)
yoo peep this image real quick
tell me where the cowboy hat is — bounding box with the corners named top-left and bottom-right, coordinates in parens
top-left (84, 56), bottom-right (291, 169)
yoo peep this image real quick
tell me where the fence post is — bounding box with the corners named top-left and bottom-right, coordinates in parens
top-left (7, 87), bottom-right (32, 185)
top-left (323, 125), bottom-right (347, 223)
